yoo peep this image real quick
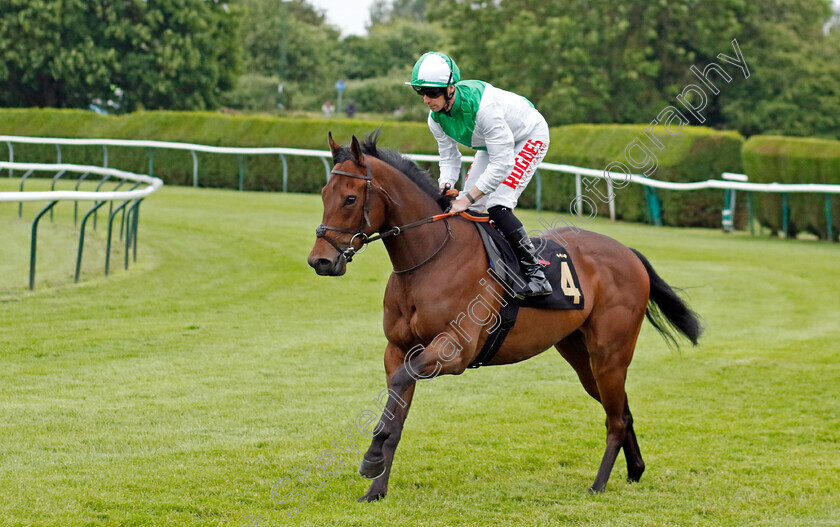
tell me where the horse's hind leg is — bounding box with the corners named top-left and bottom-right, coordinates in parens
top-left (623, 397), bottom-right (645, 482)
top-left (557, 327), bottom-right (645, 491)
top-left (556, 331), bottom-right (600, 401)
top-left (583, 311), bottom-right (646, 492)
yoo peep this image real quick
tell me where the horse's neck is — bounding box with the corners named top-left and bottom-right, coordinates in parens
top-left (375, 165), bottom-right (480, 276)
top-left (378, 171), bottom-right (439, 230)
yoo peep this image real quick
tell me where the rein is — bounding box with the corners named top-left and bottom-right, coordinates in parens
top-left (316, 158), bottom-right (489, 273)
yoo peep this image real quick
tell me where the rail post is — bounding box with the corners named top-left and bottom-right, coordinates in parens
top-left (124, 201), bottom-right (134, 270)
top-left (49, 169), bottom-right (67, 222)
top-left (237, 154), bottom-right (246, 191)
top-left (130, 199), bottom-right (142, 262)
top-left (191, 150), bottom-right (199, 187)
top-left (93, 174), bottom-right (114, 230)
top-left (105, 187), bottom-right (140, 276)
top-left (747, 192), bottom-right (755, 236)
top-left (6, 141), bottom-right (13, 177)
top-left (722, 189), bottom-right (734, 232)
top-left (605, 177), bottom-right (616, 221)
top-left (73, 171), bottom-right (92, 226)
top-left (75, 201), bottom-right (107, 282)
top-left (321, 157), bottom-right (331, 183)
top-left (18, 169), bottom-right (34, 218)
top-left (279, 154), bottom-right (288, 193)
top-left (30, 201), bottom-right (59, 290)
top-left (644, 186), bottom-right (662, 226)
top-left (782, 193), bottom-right (790, 238)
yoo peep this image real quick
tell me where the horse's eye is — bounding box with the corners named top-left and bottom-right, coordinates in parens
top-left (344, 196), bottom-right (357, 206)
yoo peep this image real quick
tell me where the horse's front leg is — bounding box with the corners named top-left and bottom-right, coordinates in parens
top-left (358, 345), bottom-right (412, 500)
top-left (357, 343), bottom-right (418, 501)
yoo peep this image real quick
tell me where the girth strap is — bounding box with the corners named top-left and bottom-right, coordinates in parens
top-left (468, 301), bottom-right (520, 368)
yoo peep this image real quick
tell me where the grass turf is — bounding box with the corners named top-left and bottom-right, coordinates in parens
top-left (1, 179), bottom-right (838, 526)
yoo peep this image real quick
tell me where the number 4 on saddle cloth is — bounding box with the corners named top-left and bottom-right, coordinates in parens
top-left (476, 221), bottom-right (584, 309)
top-left (468, 220), bottom-right (585, 368)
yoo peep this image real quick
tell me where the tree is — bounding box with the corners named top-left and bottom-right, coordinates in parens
top-left (427, 0), bottom-right (840, 137)
top-left (428, 0), bottom-right (752, 125)
top-left (719, 0), bottom-right (840, 137)
top-left (115, 0), bottom-right (241, 111)
top-left (239, 0), bottom-right (340, 84)
top-left (0, 0), bottom-right (241, 111)
top-left (0, 0), bottom-right (117, 108)
top-left (232, 0), bottom-right (342, 109)
top-left (369, 0), bottom-right (427, 25)
top-left (342, 18), bottom-right (448, 80)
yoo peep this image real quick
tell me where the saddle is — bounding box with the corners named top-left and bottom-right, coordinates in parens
top-left (467, 220), bottom-right (585, 369)
top-left (474, 221), bottom-right (585, 310)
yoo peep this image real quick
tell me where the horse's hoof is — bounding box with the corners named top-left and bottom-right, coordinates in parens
top-left (627, 467), bottom-right (645, 483)
top-left (358, 456), bottom-right (386, 479)
top-left (357, 491), bottom-right (386, 502)
top-left (588, 485), bottom-right (605, 494)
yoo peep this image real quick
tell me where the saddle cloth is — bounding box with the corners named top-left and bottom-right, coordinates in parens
top-left (474, 221), bottom-right (585, 310)
top-left (466, 220), bottom-right (586, 369)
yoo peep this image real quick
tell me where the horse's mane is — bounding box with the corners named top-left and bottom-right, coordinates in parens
top-left (334, 129), bottom-right (448, 211)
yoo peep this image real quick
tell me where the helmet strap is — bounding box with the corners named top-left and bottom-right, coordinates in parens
top-left (442, 60), bottom-right (455, 109)
top-left (442, 85), bottom-right (455, 112)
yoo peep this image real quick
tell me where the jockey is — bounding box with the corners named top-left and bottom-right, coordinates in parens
top-left (407, 51), bottom-right (552, 296)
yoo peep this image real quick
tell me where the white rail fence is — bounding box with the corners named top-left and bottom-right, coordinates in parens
top-left (1, 160), bottom-right (163, 289)
top-left (3, 135), bottom-right (839, 241)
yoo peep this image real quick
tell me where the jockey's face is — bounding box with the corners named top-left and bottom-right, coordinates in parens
top-left (423, 93), bottom-right (446, 112)
top-left (422, 86), bottom-right (455, 112)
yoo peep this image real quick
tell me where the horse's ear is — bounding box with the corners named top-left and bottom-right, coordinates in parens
top-left (328, 132), bottom-right (342, 164)
top-left (350, 135), bottom-right (363, 165)
top-left (328, 131), bottom-right (340, 153)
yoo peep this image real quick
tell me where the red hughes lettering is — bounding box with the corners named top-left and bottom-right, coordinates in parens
top-left (502, 140), bottom-right (545, 189)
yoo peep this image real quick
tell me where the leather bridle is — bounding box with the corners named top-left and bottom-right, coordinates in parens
top-left (315, 157), bottom-right (377, 263)
top-left (315, 155), bottom-right (486, 274)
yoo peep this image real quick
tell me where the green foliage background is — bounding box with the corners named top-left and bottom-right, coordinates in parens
top-left (429, 0), bottom-right (840, 138)
top-left (0, 0), bottom-right (240, 111)
top-left (743, 135), bottom-right (840, 238)
top-left (3, 0), bottom-right (840, 139)
top-left (1, 108), bottom-right (746, 227)
top-left (532, 125), bottom-right (745, 227)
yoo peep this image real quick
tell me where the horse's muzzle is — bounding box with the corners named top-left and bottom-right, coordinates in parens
top-left (307, 253), bottom-right (347, 276)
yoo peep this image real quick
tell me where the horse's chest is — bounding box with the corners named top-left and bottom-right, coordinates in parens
top-left (383, 296), bottom-right (444, 349)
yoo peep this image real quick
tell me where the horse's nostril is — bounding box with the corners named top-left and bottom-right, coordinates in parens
top-left (316, 258), bottom-right (332, 270)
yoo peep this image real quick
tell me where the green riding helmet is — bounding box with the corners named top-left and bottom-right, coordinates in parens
top-left (406, 52), bottom-right (461, 88)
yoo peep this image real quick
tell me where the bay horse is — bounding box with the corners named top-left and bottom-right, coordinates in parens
top-left (307, 133), bottom-right (702, 502)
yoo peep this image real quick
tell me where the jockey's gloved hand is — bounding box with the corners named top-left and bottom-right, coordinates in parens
top-left (440, 183), bottom-right (459, 199)
top-left (437, 183), bottom-right (457, 210)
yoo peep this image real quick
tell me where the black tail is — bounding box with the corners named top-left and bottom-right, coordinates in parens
top-left (631, 249), bottom-right (703, 347)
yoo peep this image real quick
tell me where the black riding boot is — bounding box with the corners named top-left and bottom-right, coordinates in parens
top-left (506, 226), bottom-right (553, 296)
top-left (488, 206), bottom-right (553, 297)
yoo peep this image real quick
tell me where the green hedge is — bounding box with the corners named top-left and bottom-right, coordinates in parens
top-left (0, 109), bottom-right (439, 193)
top-left (525, 125), bottom-right (744, 227)
top-left (0, 109), bottom-right (743, 226)
top-left (743, 135), bottom-right (840, 240)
